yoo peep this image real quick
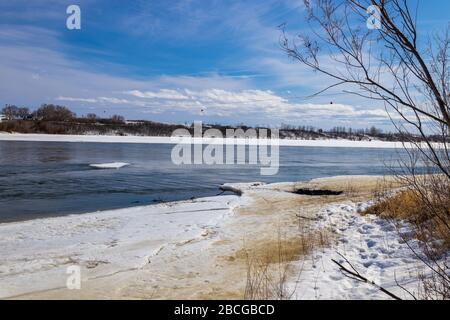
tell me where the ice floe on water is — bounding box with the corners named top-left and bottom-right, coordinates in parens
top-left (89, 162), bottom-right (130, 169)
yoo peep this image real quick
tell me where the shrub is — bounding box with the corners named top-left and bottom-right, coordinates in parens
top-left (34, 104), bottom-right (75, 121)
top-left (364, 176), bottom-right (450, 299)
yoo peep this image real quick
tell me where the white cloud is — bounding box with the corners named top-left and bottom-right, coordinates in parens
top-left (125, 89), bottom-right (188, 100)
top-left (58, 88), bottom-right (391, 124)
top-left (56, 96), bottom-right (98, 103)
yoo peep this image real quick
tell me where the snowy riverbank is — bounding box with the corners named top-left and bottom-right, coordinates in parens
top-left (0, 195), bottom-right (243, 299)
top-left (287, 201), bottom-right (424, 299)
top-left (0, 133), bottom-right (411, 149)
top-left (0, 176), bottom-right (428, 300)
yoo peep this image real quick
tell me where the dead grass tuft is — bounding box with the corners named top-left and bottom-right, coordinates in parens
top-left (363, 189), bottom-right (450, 256)
top-left (363, 191), bottom-right (425, 219)
top-left (242, 229), bottom-right (331, 300)
top-left (237, 230), bottom-right (331, 265)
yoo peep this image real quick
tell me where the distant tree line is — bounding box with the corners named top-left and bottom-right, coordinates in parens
top-left (278, 123), bottom-right (441, 142)
top-left (1, 104), bottom-right (125, 123)
top-left (0, 104), bottom-right (188, 136)
top-left (0, 104), bottom-right (443, 142)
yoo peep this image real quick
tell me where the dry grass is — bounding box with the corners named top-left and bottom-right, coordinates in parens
top-left (237, 230), bottom-right (330, 264)
top-left (363, 190), bottom-right (425, 219)
top-left (241, 229), bottom-right (331, 300)
top-left (363, 187), bottom-right (450, 258)
top-left (364, 175), bottom-right (450, 299)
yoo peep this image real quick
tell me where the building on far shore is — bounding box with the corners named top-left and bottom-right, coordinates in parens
top-left (0, 114), bottom-right (6, 122)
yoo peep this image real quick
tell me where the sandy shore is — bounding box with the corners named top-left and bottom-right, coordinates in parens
top-left (0, 133), bottom-right (409, 148)
top-left (0, 175), bottom-right (423, 300)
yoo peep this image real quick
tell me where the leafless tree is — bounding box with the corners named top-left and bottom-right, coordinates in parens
top-left (86, 113), bottom-right (98, 121)
top-left (17, 107), bottom-right (31, 119)
top-left (34, 104), bottom-right (76, 121)
top-left (280, 0), bottom-right (449, 299)
top-left (110, 114), bottom-right (125, 124)
top-left (1, 105), bottom-right (31, 120)
top-left (2, 105), bottom-right (19, 120)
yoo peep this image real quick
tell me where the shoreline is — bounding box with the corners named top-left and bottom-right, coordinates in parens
top-left (0, 175), bottom-right (424, 300)
top-left (0, 193), bottom-right (243, 299)
top-left (0, 133), bottom-right (410, 149)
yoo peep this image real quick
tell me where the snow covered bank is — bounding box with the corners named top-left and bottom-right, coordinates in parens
top-left (220, 178), bottom-right (432, 300)
top-left (0, 176), bottom-right (433, 300)
top-left (0, 133), bottom-right (412, 149)
top-left (289, 201), bottom-right (424, 300)
top-left (0, 195), bottom-right (240, 299)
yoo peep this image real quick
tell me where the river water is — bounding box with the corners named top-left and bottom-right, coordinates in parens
top-left (0, 141), bottom-right (406, 222)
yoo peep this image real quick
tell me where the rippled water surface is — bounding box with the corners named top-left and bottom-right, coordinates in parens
top-left (0, 141), bottom-right (405, 222)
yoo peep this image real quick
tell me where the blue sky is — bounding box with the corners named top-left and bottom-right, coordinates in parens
top-left (0, 0), bottom-right (449, 129)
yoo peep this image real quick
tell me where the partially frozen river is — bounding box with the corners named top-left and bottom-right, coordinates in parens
top-left (0, 141), bottom-right (406, 222)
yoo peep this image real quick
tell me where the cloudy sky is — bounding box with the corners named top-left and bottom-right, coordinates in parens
top-left (0, 0), bottom-right (448, 129)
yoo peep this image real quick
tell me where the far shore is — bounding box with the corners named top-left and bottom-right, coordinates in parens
top-left (0, 132), bottom-right (412, 149)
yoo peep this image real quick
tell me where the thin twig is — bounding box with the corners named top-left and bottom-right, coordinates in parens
top-left (332, 253), bottom-right (402, 300)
